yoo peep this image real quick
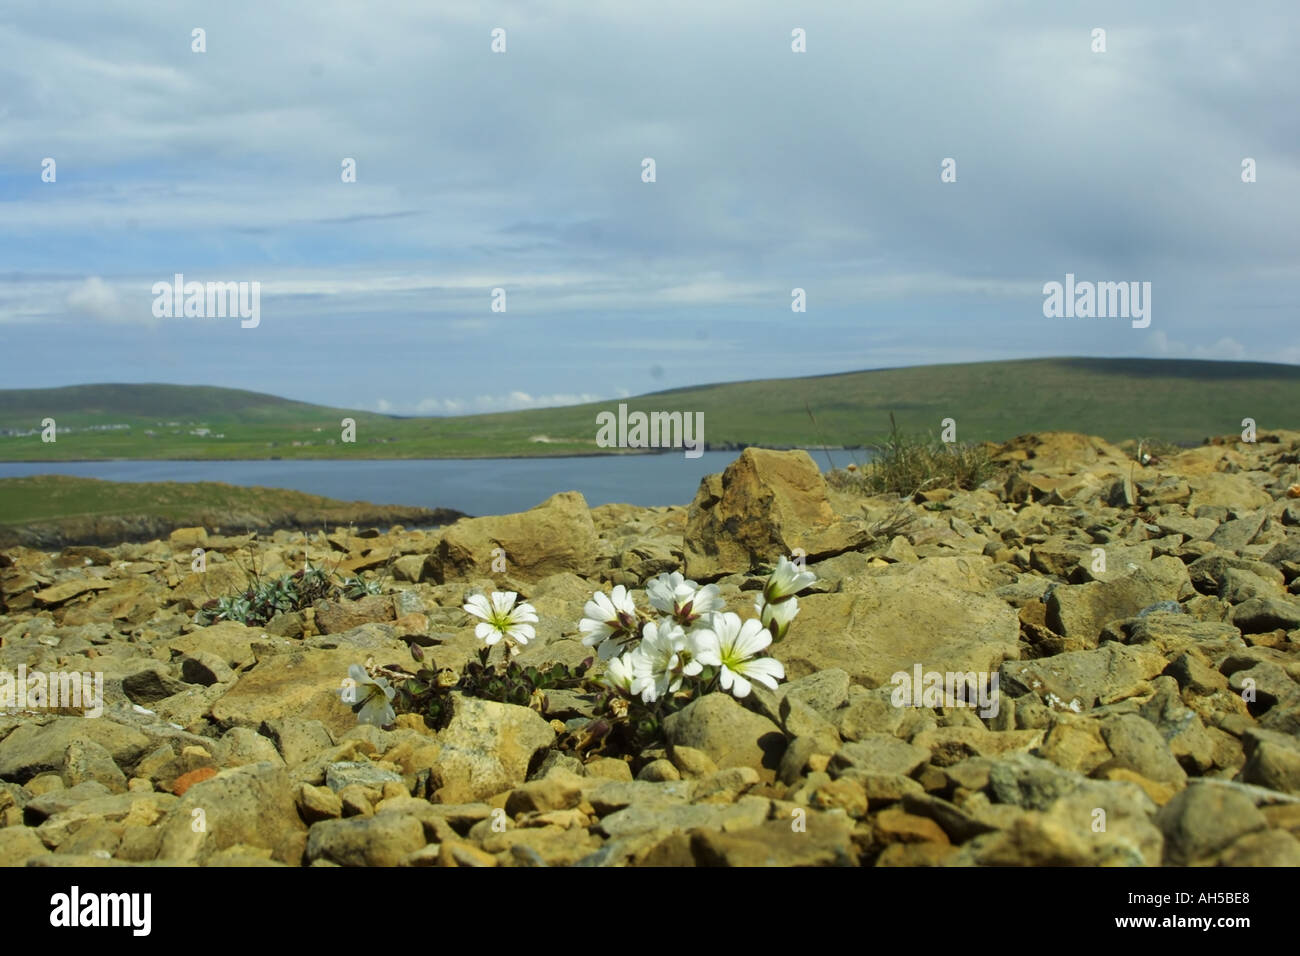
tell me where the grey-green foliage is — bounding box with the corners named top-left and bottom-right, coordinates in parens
top-left (341, 575), bottom-right (383, 600)
top-left (198, 563), bottom-right (351, 627)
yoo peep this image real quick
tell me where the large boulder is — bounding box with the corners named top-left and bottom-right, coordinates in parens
top-left (1046, 557), bottom-right (1192, 643)
top-left (428, 695), bottom-right (555, 803)
top-left (952, 777), bottom-right (1162, 866)
top-left (154, 761), bottom-right (308, 864)
top-left (171, 562), bottom-right (251, 612)
top-left (434, 491), bottom-right (598, 582)
top-left (0, 827), bottom-right (49, 866)
top-left (166, 621), bottom-right (263, 671)
top-left (684, 449), bottom-right (869, 580)
top-left (1186, 474), bottom-right (1272, 512)
top-left (210, 645), bottom-right (410, 737)
top-left (1156, 783), bottom-right (1268, 865)
top-left (305, 814), bottom-right (426, 867)
top-left (776, 575), bottom-right (1020, 688)
top-left (662, 693), bottom-right (786, 782)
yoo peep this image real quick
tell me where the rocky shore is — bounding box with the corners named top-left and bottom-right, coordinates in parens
top-left (0, 476), bottom-right (463, 550)
top-left (2, 432), bottom-right (1299, 867)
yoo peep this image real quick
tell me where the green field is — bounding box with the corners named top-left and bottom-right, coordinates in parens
top-left (1, 358), bottom-right (1296, 461)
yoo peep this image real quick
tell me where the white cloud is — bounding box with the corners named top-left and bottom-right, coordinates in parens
top-left (411, 391), bottom-right (606, 415)
top-left (1207, 337), bottom-right (1248, 360)
top-left (65, 277), bottom-right (123, 321)
top-left (1148, 330), bottom-right (1249, 361)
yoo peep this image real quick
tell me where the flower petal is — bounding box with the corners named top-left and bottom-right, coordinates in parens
top-left (462, 593), bottom-right (492, 620)
top-left (732, 617), bottom-right (772, 659)
top-left (737, 656), bottom-right (785, 689)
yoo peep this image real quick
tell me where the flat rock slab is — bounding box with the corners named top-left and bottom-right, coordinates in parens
top-left (1001, 644), bottom-right (1167, 711)
top-left (33, 579), bottom-right (112, 605)
top-left (0, 718), bottom-right (150, 784)
top-left (598, 794), bottom-right (769, 839)
top-left (1046, 557), bottom-right (1191, 642)
top-left (210, 646), bottom-right (410, 737)
top-left (778, 579), bottom-right (1020, 688)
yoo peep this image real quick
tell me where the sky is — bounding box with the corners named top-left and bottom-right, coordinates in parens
top-left (0, 0), bottom-right (1297, 415)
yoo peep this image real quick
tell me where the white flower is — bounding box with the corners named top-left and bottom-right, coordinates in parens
top-left (762, 555), bottom-right (816, 604)
top-left (340, 664), bottom-right (396, 728)
top-left (756, 594), bottom-right (800, 641)
top-left (680, 628), bottom-right (705, 678)
top-left (602, 651), bottom-right (638, 695)
top-left (692, 611), bottom-right (785, 699)
top-left (630, 619), bottom-right (688, 704)
top-left (462, 591), bottom-right (538, 647)
top-left (646, 571), bottom-right (725, 626)
top-left (579, 585), bottom-right (640, 661)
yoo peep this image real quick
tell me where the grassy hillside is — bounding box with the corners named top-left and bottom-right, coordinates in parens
top-left (0, 383), bottom-right (377, 427)
top-left (1, 358), bottom-right (1296, 461)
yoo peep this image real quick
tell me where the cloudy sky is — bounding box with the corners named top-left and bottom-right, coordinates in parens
top-left (1, 0), bottom-right (1297, 414)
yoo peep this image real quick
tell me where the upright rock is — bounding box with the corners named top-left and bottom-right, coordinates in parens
top-left (684, 449), bottom-right (869, 579)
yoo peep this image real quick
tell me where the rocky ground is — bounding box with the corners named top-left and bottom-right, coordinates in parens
top-left (1, 432), bottom-right (1299, 867)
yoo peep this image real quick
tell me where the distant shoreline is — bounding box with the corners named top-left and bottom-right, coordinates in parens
top-left (0, 446), bottom-right (872, 547)
top-left (0, 444), bottom-right (864, 465)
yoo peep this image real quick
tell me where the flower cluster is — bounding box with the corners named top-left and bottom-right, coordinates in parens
top-left (584, 558), bottom-right (815, 704)
top-left (340, 559), bottom-right (816, 730)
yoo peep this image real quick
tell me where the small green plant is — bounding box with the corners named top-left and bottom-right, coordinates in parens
top-left (198, 562), bottom-right (362, 627)
top-left (205, 593), bottom-right (253, 624)
top-left (340, 574), bottom-right (383, 599)
top-left (372, 647), bottom-right (592, 731)
top-left (460, 657), bottom-right (590, 707)
top-left (829, 413), bottom-right (996, 497)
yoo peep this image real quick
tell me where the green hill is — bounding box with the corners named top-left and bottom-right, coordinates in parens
top-left (0, 383), bottom-right (382, 428)
top-left (1, 358), bottom-right (1296, 461)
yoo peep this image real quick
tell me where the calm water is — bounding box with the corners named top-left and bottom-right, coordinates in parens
top-left (0, 449), bottom-right (862, 517)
